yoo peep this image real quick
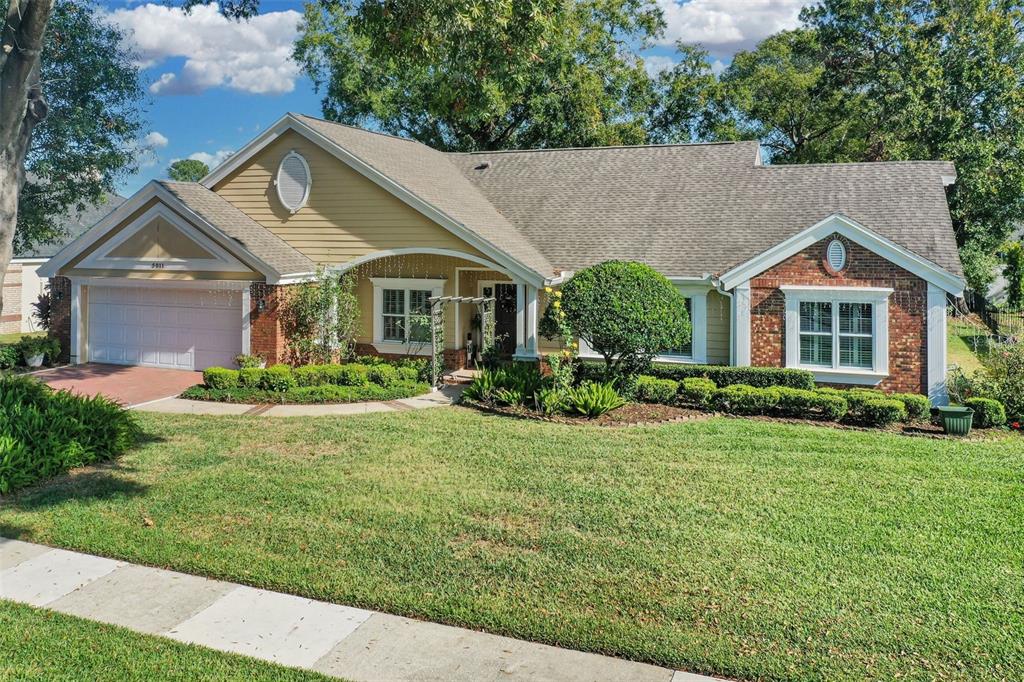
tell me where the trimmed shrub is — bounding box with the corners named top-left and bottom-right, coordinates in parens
top-left (203, 367), bottom-right (239, 390)
top-left (811, 391), bottom-right (849, 421)
top-left (323, 363), bottom-right (369, 386)
top-left (859, 398), bottom-right (907, 427)
top-left (710, 385), bottom-right (780, 415)
top-left (965, 397), bottom-right (1006, 428)
top-left (576, 362), bottom-right (815, 390)
top-left (181, 381), bottom-right (429, 404)
top-left (238, 367), bottom-right (265, 389)
top-left (0, 374), bottom-right (139, 494)
top-left (840, 389), bottom-right (885, 414)
top-left (774, 387), bottom-right (849, 421)
top-left (890, 393), bottom-right (930, 421)
top-left (293, 364), bottom-right (326, 387)
top-left (0, 345), bottom-right (18, 369)
top-left (564, 381), bottom-right (626, 418)
top-left (396, 365), bottom-right (420, 382)
top-left (259, 364), bottom-right (296, 392)
top-left (679, 377), bottom-right (716, 406)
top-left (635, 376), bottom-right (679, 404)
top-left (368, 364), bottom-right (400, 387)
top-left (234, 354), bottom-right (265, 369)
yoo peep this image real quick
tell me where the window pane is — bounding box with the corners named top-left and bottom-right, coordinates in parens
top-left (840, 303), bottom-right (872, 335)
top-left (663, 297), bottom-right (693, 357)
top-left (383, 315), bottom-right (405, 341)
top-left (383, 289), bottom-right (404, 315)
top-left (409, 290), bottom-right (431, 315)
top-left (800, 302), bottom-right (832, 333)
top-left (800, 333), bottom-right (833, 366)
top-left (840, 335), bottom-right (873, 368)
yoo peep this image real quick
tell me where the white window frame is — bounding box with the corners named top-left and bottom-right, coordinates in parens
top-left (276, 150), bottom-right (312, 213)
top-left (370, 277), bottom-right (446, 356)
top-left (782, 285), bottom-right (892, 385)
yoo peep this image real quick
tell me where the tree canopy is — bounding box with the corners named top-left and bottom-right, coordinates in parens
top-left (168, 159), bottom-right (210, 183)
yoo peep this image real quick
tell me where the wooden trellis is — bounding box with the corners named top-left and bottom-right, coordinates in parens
top-left (428, 295), bottom-right (496, 389)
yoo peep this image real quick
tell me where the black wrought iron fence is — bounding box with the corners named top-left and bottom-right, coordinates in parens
top-left (963, 290), bottom-right (1024, 339)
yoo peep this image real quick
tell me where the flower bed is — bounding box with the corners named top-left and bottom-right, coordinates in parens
top-left (464, 397), bottom-right (708, 427)
top-left (182, 359), bottom-right (429, 404)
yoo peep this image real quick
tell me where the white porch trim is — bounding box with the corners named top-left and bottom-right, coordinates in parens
top-left (732, 281), bottom-right (751, 366)
top-left (927, 283), bottom-right (949, 405)
top-left (369, 277), bottom-right (446, 355)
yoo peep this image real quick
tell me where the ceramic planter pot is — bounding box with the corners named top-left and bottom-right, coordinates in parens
top-left (937, 406), bottom-right (974, 436)
top-left (24, 353), bottom-right (44, 368)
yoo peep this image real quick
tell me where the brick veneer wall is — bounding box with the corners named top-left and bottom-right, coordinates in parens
top-left (0, 263), bottom-right (23, 334)
top-left (49, 277), bottom-right (72, 363)
top-left (749, 233), bottom-right (928, 394)
top-left (249, 283), bottom-right (290, 364)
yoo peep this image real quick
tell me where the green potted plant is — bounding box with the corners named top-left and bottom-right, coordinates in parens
top-left (18, 336), bottom-right (59, 368)
top-left (235, 353), bottom-right (267, 369)
top-left (937, 405), bottom-right (975, 436)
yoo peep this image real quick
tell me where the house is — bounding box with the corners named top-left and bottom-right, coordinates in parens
top-left (3, 196), bottom-right (124, 335)
top-left (39, 113), bottom-right (965, 402)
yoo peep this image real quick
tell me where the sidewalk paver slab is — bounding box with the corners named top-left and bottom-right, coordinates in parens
top-left (0, 548), bottom-right (122, 606)
top-left (133, 398), bottom-right (253, 415)
top-left (167, 585), bottom-right (373, 668)
top-left (313, 613), bottom-right (674, 682)
top-left (48, 564), bottom-right (234, 634)
top-left (0, 537), bottom-right (53, 571)
top-left (262, 402), bottom-right (395, 417)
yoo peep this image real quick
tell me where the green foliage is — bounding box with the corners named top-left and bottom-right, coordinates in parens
top-left (280, 269), bottom-right (359, 364)
top-left (774, 387), bottom-right (848, 421)
top-left (710, 385), bottom-right (781, 415)
top-left (564, 381), bottom-right (626, 418)
top-left (462, 369), bottom-right (501, 403)
top-left (17, 336), bottom-right (60, 363)
top-left (181, 381), bottom-right (429, 405)
top-left (294, 0), bottom-right (719, 152)
top-left (238, 367), bottom-right (265, 389)
top-left (14, 0), bottom-right (145, 258)
top-left (534, 387), bottom-right (564, 416)
top-left (203, 367), bottom-right (239, 390)
top-left (679, 377), bottom-right (716, 406)
top-left (859, 398), bottom-right (907, 428)
top-left (578, 362), bottom-right (816, 390)
top-left (964, 397), bottom-right (1006, 429)
top-left (234, 354), bottom-right (265, 369)
top-left (326, 364), bottom-right (370, 386)
top-left (560, 261), bottom-right (691, 378)
top-left (368, 364), bottom-right (400, 387)
top-left (259, 364), bottom-right (296, 392)
top-left (0, 374), bottom-right (138, 494)
top-left (167, 159), bottom-right (210, 183)
top-left (1001, 241), bottom-right (1024, 308)
top-left (293, 364), bottom-right (326, 387)
top-left (635, 376), bottom-right (679, 404)
top-left (462, 364), bottom-right (547, 406)
top-left (889, 393), bottom-right (930, 421)
top-left (0, 345), bottom-right (19, 369)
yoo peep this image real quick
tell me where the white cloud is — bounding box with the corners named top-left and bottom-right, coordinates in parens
top-left (643, 55), bottom-right (677, 77)
top-left (176, 149), bottom-right (235, 169)
top-left (143, 131), bottom-right (169, 148)
top-left (656, 0), bottom-right (806, 54)
top-left (105, 2), bottom-right (301, 96)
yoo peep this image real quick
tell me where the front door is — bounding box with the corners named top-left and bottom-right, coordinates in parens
top-left (482, 283), bottom-right (518, 356)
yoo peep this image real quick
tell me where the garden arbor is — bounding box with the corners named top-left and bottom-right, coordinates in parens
top-left (428, 294), bottom-right (495, 388)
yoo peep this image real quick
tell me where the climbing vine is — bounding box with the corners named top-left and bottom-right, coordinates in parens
top-left (280, 268), bottom-right (359, 364)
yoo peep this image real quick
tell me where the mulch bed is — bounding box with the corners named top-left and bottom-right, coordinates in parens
top-left (463, 398), bottom-right (709, 427)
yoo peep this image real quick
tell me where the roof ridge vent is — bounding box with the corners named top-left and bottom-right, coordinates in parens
top-left (474, 161), bottom-right (491, 170)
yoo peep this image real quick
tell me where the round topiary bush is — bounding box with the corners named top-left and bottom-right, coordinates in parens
top-left (859, 398), bottom-right (907, 427)
top-left (555, 261), bottom-right (691, 378)
top-left (679, 377), bottom-right (716, 406)
top-left (964, 397), bottom-right (1006, 428)
top-left (635, 376), bottom-right (679, 404)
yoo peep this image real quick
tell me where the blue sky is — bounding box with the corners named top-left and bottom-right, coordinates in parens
top-left (100, 0), bottom-right (806, 195)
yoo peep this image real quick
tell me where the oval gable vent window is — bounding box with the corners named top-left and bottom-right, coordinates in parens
top-left (276, 151), bottom-right (311, 213)
top-left (826, 239), bottom-right (847, 272)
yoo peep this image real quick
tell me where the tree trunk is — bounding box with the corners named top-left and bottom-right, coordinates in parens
top-left (0, 0), bottom-right (54, 316)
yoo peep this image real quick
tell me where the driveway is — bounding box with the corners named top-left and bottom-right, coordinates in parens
top-left (37, 364), bottom-right (202, 407)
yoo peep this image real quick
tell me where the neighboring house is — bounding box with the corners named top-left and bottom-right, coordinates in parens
top-left (39, 113), bottom-right (965, 402)
top-left (2, 196), bottom-right (125, 335)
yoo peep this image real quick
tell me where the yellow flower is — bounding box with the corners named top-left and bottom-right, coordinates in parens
top-left (544, 286), bottom-right (553, 294)
top-left (571, 341), bottom-right (578, 348)
top-left (552, 300), bottom-right (561, 308)
top-left (554, 290), bottom-right (563, 298)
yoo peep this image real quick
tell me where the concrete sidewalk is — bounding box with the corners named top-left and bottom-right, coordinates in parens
top-left (0, 538), bottom-right (719, 682)
top-left (133, 384), bottom-right (465, 416)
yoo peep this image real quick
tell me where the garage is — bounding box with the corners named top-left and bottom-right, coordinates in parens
top-left (87, 285), bottom-right (242, 371)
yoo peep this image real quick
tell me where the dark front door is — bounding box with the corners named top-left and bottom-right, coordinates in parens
top-left (491, 283), bottom-right (517, 356)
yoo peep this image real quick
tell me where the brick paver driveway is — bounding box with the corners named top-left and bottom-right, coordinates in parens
top-left (37, 364), bottom-right (202, 407)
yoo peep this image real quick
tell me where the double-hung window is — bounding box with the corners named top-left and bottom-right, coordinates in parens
top-left (371, 278), bottom-right (446, 352)
top-left (784, 286), bottom-right (891, 382)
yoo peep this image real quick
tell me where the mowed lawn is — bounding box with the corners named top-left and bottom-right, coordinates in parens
top-left (0, 601), bottom-right (333, 681)
top-left (1, 408), bottom-right (1022, 680)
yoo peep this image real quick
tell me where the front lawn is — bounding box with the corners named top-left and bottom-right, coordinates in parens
top-left (1, 409), bottom-right (1021, 680)
top-left (0, 601), bottom-right (332, 681)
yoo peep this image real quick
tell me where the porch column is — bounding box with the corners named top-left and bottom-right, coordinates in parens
top-left (514, 283), bottom-right (526, 356)
top-left (70, 279), bottom-right (82, 364)
top-left (525, 284), bottom-right (538, 356)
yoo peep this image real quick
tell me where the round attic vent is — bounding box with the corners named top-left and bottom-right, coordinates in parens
top-left (826, 239), bottom-right (847, 273)
top-left (276, 151), bottom-right (311, 213)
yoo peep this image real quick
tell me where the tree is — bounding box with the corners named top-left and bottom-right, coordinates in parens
top-left (294, 0), bottom-right (717, 152)
top-left (1, 0), bottom-right (145, 315)
top-left (554, 260), bottom-right (690, 377)
top-left (168, 159), bottom-right (210, 183)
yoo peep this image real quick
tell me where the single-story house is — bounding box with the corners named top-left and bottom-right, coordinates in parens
top-left (39, 113), bottom-right (965, 402)
top-left (2, 196), bottom-right (124, 335)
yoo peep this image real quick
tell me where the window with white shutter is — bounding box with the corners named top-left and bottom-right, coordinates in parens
top-left (276, 151), bottom-right (311, 212)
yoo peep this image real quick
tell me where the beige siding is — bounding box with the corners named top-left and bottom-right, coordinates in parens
top-left (108, 217), bottom-right (215, 260)
top-left (706, 290), bottom-right (730, 364)
top-left (214, 130), bottom-right (487, 265)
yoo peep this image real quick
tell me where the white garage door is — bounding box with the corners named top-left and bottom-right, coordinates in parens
top-left (88, 286), bottom-right (242, 371)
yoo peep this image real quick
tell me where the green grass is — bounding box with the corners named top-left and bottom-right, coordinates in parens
top-left (0, 330), bottom-right (44, 346)
top-left (948, 319), bottom-right (992, 373)
top-left (2, 409), bottom-right (1022, 680)
top-left (0, 600), bottom-right (333, 681)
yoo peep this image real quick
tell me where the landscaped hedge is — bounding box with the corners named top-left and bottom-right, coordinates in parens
top-left (576, 361), bottom-right (816, 390)
top-left (194, 360), bottom-right (428, 404)
top-left (0, 374), bottom-right (139, 494)
top-left (965, 397), bottom-right (1006, 428)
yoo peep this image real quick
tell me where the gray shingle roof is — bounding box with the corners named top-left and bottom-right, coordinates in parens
top-left (295, 114), bottom-right (554, 277)
top-left (159, 181), bottom-right (315, 277)
top-left (15, 195), bottom-right (126, 259)
top-left (448, 146), bottom-right (962, 279)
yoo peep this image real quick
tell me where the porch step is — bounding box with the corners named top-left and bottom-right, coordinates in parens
top-left (443, 369), bottom-right (479, 385)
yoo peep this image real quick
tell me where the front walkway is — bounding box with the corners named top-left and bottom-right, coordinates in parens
top-left (0, 538), bottom-right (717, 682)
top-left (134, 384), bottom-right (465, 416)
